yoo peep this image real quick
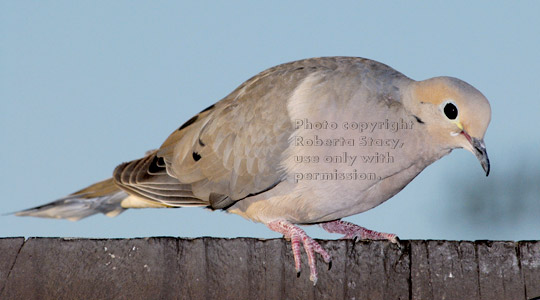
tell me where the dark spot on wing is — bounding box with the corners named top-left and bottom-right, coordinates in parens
top-left (178, 115), bottom-right (198, 131)
top-left (200, 104), bottom-right (215, 113)
top-left (148, 155), bottom-right (166, 174)
top-left (413, 115), bottom-right (425, 124)
top-left (156, 156), bottom-right (165, 167)
top-left (192, 152), bottom-right (201, 161)
top-left (198, 138), bottom-right (205, 147)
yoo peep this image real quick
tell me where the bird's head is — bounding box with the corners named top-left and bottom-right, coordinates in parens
top-left (408, 76), bottom-right (491, 176)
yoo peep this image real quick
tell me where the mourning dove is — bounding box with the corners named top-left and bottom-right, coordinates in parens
top-left (16, 57), bottom-right (491, 284)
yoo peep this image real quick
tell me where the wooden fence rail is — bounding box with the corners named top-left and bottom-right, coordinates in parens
top-left (1, 237), bottom-right (539, 300)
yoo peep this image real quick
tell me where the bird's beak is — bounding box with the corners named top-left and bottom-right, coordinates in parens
top-left (471, 137), bottom-right (490, 176)
top-left (460, 130), bottom-right (490, 176)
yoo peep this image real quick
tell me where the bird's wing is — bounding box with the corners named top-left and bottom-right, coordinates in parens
top-left (115, 58), bottom-right (353, 209)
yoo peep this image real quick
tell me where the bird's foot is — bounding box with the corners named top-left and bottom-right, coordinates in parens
top-left (267, 219), bottom-right (332, 285)
top-left (320, 219), bottom-right (399, 243)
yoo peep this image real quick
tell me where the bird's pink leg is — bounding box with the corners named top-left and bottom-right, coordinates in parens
top-left (320, 219), bottom-right (399, 243)
top-left (267, 220), bottom-right (332, 284)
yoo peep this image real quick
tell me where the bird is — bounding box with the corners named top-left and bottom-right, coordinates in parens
top-left (16, 56), bottom-right (491, 284)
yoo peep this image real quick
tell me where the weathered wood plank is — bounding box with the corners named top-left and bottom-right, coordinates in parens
top-left (519, 241), bottom-right (540, 300)
top-left (0, 238), bottom-right (539, 300)
top-left (345, 240), bottom-right (409, 300)
top-left (176, 238), bottom-right (207, 300)
top-left (411, 240), bottom-right (480, 300)
top-left (315, 239), bottom-right (347, 300)
top-left (477, 241), bottom-right (526, 300)
top-left (0, 237), bottom-right (24, 294)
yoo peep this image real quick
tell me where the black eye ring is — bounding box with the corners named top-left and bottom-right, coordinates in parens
top-left (443, 102), bottom-right (458, 120)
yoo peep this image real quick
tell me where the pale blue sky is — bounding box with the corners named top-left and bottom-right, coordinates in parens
top-left (1, 1), bottom-right (539, 240)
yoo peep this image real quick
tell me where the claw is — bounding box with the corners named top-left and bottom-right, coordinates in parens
top-left (268, 220), bottom-right (332, 284)
top-left (328, 260), bottom-right (332, 271)
top-left (290, 233), bottom-right (302, 274)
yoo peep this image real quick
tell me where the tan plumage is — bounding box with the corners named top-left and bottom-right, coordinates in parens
top-left (16, 56), bottom-right (491, 283)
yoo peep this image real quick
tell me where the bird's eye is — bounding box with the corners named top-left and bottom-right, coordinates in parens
top-left (443, 102), bottom-right (458, 120)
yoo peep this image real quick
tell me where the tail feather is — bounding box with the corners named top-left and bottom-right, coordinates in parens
top-left (16, 178), bottom-right (128, 221)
